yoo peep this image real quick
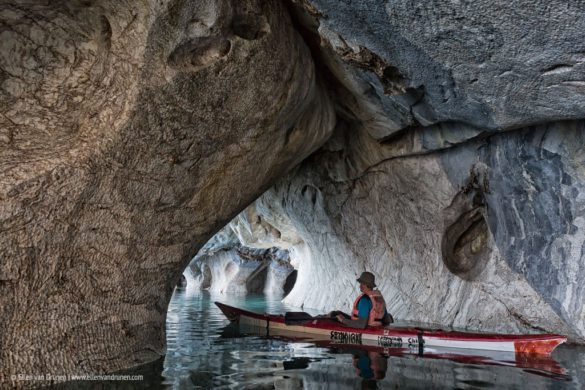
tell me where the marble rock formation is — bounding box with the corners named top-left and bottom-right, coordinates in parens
top-left (185, 244), bottom-right (294, 296)
top-left (306, 0), bottom-right (585, 134)
top-left (0, 0), bottom-right (335, 383)
top-left (242, 0), bottom-right (585, 342)
top-left (184, 205), bottom-right (298, 296)
top-left (253, 123), bottom-right (585, 341)
top-left (3, 0), bottom-right (585, 385)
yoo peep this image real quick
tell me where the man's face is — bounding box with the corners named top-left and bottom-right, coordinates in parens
top-left (359, 282), bottom-right (366, 292)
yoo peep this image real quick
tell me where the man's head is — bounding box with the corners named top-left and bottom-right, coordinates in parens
top-left (356, 271), bottom-right (376, 290)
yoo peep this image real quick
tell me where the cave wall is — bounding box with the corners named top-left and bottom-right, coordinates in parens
top-left (237, 0), bottom-right (585, 341)
top-left (306, 0), bottom-right (585, 131)
top-left (477, 124), bottom-right (585, 336)
top-left (185, 242), bottom-right (294, 296)
top-left (183, 204), bottom-right (298, 296)
top-left (216, 0), bottom-right (585, 341)
top-left (0, 0), bottom-right (335, 383)
top-left (250, 122), bottom-right (584, 341)
top-left (2, 0), bottom-right (585, 384)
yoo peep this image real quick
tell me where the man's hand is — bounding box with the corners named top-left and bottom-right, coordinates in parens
top-left (335, 314), bottom-right (345, 323)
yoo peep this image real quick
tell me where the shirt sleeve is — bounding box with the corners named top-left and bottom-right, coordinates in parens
top-left (357, 296), bottom-right (372, 319)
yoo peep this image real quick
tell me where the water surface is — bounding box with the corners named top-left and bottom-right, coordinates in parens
top-left (55, 287), bottom-right (585, 389)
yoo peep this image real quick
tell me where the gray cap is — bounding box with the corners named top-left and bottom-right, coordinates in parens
top-left (356, 271), bottom-right (376, 288)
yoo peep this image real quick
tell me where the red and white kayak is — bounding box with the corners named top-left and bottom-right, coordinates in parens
top-left (215, 302), bottom-right (567, 356)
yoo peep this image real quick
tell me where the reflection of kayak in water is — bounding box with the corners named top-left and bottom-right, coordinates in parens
top-left (215, 302), bottom-right (566, 356)
top-left (216, 303), bottom-right (570, 380)
top-left (274, 328), bottom-right (569, 381)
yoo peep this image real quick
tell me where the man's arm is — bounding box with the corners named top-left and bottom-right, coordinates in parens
top-left (339, 316), bottom-right (368, 329)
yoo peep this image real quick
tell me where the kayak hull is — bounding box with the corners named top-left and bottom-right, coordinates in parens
top-left (215, 302), bottom-right (566, 356)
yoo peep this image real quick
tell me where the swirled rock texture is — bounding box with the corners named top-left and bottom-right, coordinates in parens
top-left (251, 0), bottom-right (585, 342)
top-left (184, 204), bottom-right (299, 296)
top-left (306, 0), bottom-right (585, 133)
top-left (0, 0), bottom-right (335, 384)
top-left (255, 122), bottom-right (584, 342)
top-left (3, 0), bottom-right (585, 385)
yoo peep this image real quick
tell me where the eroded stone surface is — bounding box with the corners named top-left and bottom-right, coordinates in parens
top-left (250, 120), bottom-right (585, 342)
top-left (304, 0), bottom-right (585, 131)
top-left (185, 245), bottom-right (293, 295)
top-left (184, 204), bottom-right (298, 296)
top-left (3, 0), bottom-right (585, 385)
top-left (0, 0), bottom-right (335, 383)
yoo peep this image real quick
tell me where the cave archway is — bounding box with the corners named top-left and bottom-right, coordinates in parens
top-left (0, 0), bottom-right (334, 381)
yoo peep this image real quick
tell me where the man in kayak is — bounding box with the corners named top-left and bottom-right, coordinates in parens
top-left (332, 271), bottom-right (393, 328)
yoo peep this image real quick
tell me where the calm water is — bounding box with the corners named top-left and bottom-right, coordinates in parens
top-left (54, 287), bottom-right (585, 389)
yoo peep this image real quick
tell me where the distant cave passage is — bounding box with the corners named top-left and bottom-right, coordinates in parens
top-left (201, 264), bottom-right (212, 290)
top-left (246, 262), bottom-right (270, 294)
top-left (283, 269), bottom-right (297, 297)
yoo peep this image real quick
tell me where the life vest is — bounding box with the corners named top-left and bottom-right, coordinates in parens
top-left (350, 289), bottom-right (387, 327)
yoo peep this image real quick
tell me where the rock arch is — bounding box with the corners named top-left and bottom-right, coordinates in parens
top-left (0, 0), bottom-right (335, 382)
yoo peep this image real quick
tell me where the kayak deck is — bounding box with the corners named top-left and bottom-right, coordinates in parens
top-left (215, 302), bottom-right (566, 356)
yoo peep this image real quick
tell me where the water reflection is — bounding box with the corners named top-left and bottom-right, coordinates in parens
top-left (164, 288), bottom-right (582, 389)
top-left (352, 350), bottom-right (387, 381)
top-left (49, 287), bottom-right (585, 389)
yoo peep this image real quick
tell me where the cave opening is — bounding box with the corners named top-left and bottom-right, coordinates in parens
top-left (175, 203), bottom-right (300, 301)
top-left (180, 243), bottom-right (297, 297)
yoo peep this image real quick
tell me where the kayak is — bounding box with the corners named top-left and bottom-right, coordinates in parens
top-left (215, 302), bottom-right (567, 356)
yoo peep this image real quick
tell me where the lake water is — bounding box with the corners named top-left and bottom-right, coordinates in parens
top-left (54, 286), bottom-right (585, 389)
